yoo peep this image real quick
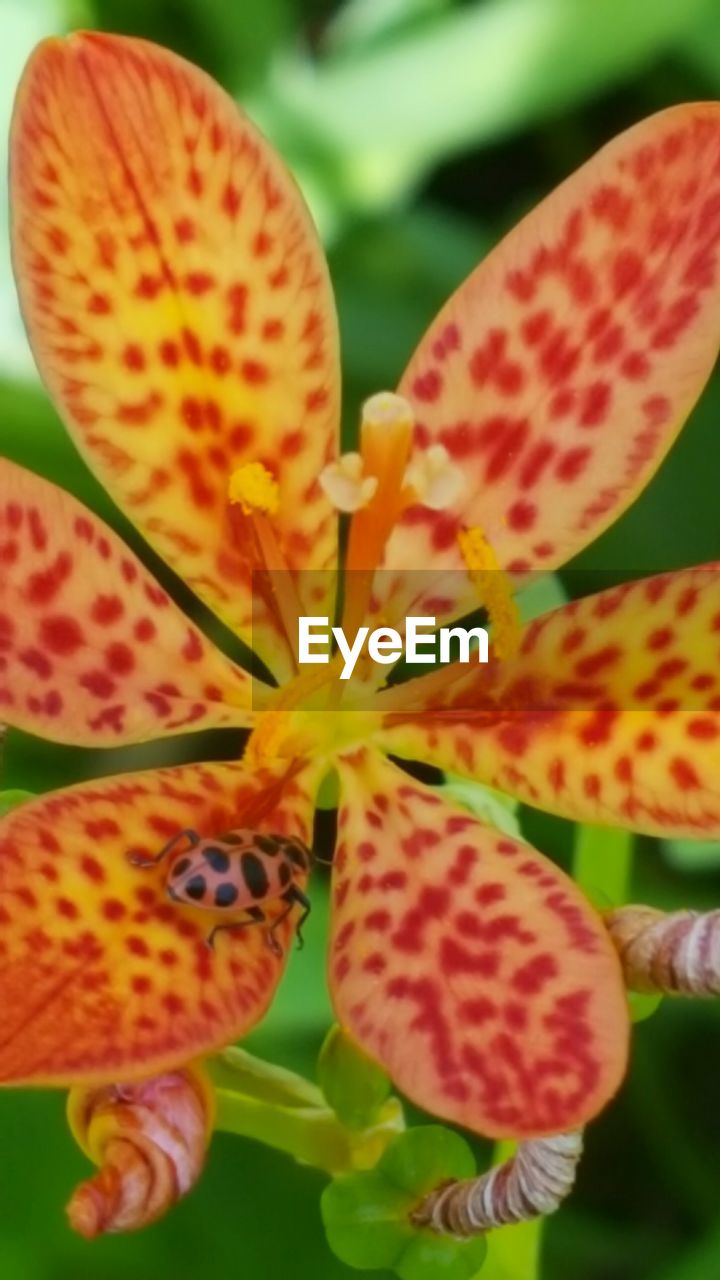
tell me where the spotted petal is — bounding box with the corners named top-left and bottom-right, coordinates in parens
top-left (0, 458), bottom-right (251, 745)
top-left (330, 749), bottom-right (628, 1138)
top-left (378, 567), bottom-right (720, 836)
top-left (10, 33), bottom-right (340, 674)
top-left (0, 760), bottom-right (316, 1085)
top-left (377, 104), bottom-right (720, 620)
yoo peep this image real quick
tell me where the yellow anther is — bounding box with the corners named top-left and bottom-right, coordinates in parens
top-left (228, 462), bottom-right (279, 515)
top-left (458, 526), bottom-right (498, 574)
top-left (319, 453), bottom-right (379, 513)
top-left (458, 526), bottom-right (522, 660)
top-left (404, 444), bottom-right (465, 511)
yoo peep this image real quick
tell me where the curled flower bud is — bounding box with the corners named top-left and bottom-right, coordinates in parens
top-left (66, 1065), bottom-right (214, 1237)
top-left (411, 1131), bottom-right (583, 1237)
top-left (606, 905), bottom-right (720, 995)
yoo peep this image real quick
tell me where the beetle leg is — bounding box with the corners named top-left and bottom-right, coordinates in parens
top-left (206, 905), bottom-right (265, 950)
top-left (127, 828), bottom-right (201, 868)
top-left (268, 885), bottom-right (312, 953)
top-left (290, 887), bottom-right (312, 950)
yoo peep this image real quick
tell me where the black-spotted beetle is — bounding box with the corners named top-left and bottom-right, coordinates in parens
top-left (128, 828), bottom-right (312, 954)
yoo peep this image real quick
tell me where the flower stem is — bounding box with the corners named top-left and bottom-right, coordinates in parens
top-left (572, 823), bottom-right (634, 908)
top-left (208, 1047), bottom-right (404, 1175)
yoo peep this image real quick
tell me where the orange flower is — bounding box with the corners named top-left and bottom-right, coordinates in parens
top-left (2, 31), bottom-right (720, 1200)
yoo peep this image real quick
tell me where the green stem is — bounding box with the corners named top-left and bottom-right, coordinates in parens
top-left (572, 823), bottom-right (634, 909)
top-left (208, 1047), bottom-right (404, 1176)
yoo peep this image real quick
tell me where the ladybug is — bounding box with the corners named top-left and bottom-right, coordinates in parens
top-left (127, 828), bottom-right (312, 954)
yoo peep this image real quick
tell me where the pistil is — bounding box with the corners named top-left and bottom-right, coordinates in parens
top-left (321, 392), bottom-right (465, 639)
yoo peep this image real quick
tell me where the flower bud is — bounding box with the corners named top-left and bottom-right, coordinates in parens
top-left (411, 1130), bottom-right (584, 1236)
top-left (66, 1065), bottom-right (214, 1237)
top-left (606, 905), bottom-right (720, 995)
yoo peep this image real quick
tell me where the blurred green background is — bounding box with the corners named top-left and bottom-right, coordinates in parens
top-left (2, 0), bottom-right (720, 1276)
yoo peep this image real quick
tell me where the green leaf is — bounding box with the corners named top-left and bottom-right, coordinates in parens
top-left (318, 1025), bottom-right (392, 1130)
top-left (379, 1126), bottom-right (476, 1196)
top-left (322, 1127), bottom-right (484, 1276)
top-left (0, 789), bottom-right (34, 817)
top-left (440, 777), bottom-right (521, 840)
top-left (259, 0), bottom-right (717, 211)
top-left (628, 991), bottom-right (663, 1024)
top-left (322, 1170), bottom-right (413, 1269)
top-left (663, 837), bottom-right (720, 871)
top-left (326, 0), bottom-right (451, 58)
top-left (397, 1232), bottom-right (487, 1280)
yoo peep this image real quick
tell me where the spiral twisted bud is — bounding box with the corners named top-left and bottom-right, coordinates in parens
top-left (66, 1065), bottom-right (214, 1237)
top-left (411, 1131), bottom-right (583, 1237)
top-left (606, 905), bottom-right (720, 995)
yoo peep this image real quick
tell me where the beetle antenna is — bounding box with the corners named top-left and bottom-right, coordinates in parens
top-left (127, 828), bottom-right (201, 868)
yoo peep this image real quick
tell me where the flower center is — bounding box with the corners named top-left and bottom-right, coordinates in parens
top-left (245, 702), bottom-right (381, 770)
top-left (228, 397), bottom-right (520, 699)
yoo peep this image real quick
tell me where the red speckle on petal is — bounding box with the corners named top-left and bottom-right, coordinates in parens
top-left (41, 615), bottom-right (84, 655)
top-left (105, 642), bottom-right (135, 675)
top-left (670, 758), bottom-right (701, 790)
top-left (507, 500), bottom-right (537, 531)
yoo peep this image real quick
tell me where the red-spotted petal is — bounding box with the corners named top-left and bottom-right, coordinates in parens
top-left (330, 749), bottom-right (629, 1139)
top-left (378, 104), bottom-right (720, 617)
top-left (377, 566), bottom-right (720, 836)
top-left (0, 458), bottom-right (251, 744)
top-left (10, 33), bottom-right (340, 673)
top-left (0, 760), bottom-right (316, 1085)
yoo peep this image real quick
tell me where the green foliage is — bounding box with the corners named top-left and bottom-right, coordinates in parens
top-left (663, 838), bottom-right (720, 871)
top-left (440, 776), bottom-right (522, 839)
top-left (318, 1026), bottom-right (393, 1131)
top-left (0, 789), bottom-right (33, 815)
top-left (322, 1127), bottom-right (487, 1277)
top-left (209, 1043), bottom-right (403, 1175)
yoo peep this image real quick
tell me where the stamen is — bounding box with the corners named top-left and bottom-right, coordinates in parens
top-left (458, 526), bottom-right (522, 660)
top-left (227, 463), bottom-right (300, 668)
top-left (319, 453), bottom-right (378, 513)
top-left (403, 444), bottom-right (465, 511)
top-left (228, 462), bottom-right (279, 515)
